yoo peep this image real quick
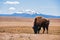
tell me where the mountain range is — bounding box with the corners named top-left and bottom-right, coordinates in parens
top-left (0, 13), bottom-right (60, 18)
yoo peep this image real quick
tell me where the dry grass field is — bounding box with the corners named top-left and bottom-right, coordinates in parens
top-left (0, 16), bottom-right (60, 40)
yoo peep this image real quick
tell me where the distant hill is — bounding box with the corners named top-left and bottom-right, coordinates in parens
top-left (0, 13), bottom-right (60, 18)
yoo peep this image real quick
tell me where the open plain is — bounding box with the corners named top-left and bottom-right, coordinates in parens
top-left (0, 16), bottom-right (60, 40)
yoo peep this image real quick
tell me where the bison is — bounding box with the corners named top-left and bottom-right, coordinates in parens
top-left (33, 16), bottom-right (50, 34)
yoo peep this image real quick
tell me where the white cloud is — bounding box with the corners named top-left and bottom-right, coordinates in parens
top-left (25, 9), bottom-right (37, 14)
top-left (9, 7), bottom-right (16, 10)
top-left (4, 1), bottom-right (20, 4)
top-left (16, 9), bottom-right (38, 15)
top-left (25, 9), bottom-right (34, 12)
top-left (16, 12), bottom-right (24, 13)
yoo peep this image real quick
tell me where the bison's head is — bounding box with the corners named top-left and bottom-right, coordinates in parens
top-left (32, 26), bottom-right (38, 34)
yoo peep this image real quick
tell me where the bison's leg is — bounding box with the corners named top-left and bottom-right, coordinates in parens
top-left (34, 27), bottom-right (38, 34)
top-left (43, 27), bottom-right (45, 33)
top-left (47, 21), bottom-right (49, 34)
top-left (46, 22), bottom-right (49, 34)
top-left (38, 27), bottom-right (41, 34)
top-left (46, 26), bottom-right (48, 34)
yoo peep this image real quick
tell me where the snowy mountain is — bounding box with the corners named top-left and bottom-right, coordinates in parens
top-left (0, 12), bottom-right (60, 18)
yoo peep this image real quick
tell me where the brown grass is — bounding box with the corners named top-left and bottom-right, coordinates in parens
top-left (0, 17), bottom-right (60, 35)
top-left (0, 26), bottom-right (60, 35)
top-left (0, 16), bottom-right (60, 40)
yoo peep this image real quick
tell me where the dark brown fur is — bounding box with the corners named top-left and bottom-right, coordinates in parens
top-left (33, 16), bottom-right (50, 34)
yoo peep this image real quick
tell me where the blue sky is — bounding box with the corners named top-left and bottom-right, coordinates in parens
top-left (0, 0), bottom-right (60, 16)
